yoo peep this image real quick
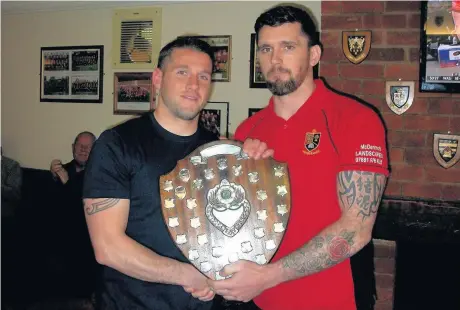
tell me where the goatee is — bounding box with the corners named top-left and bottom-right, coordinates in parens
top-left (266, 79), bottom-right (298, 96)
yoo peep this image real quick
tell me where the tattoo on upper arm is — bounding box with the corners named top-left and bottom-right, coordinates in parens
top-left (85, 198), bottom-right (120, 215)
top-left (337, 171), bottom-right (386, 221)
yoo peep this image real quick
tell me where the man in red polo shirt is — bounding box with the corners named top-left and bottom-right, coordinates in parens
top-left (208, 4), bottom-right (389, 310)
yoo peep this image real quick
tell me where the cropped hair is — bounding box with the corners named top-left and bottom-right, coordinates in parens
top-left (254, 4), bottom-right (319, 47)
top-left (157, 36), bottom-right (215, 69)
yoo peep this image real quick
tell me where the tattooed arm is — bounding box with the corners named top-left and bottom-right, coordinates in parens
top-left (275, 171), bottom-right (386, 282)
top-left (84, 197), bottom-right (211, 290)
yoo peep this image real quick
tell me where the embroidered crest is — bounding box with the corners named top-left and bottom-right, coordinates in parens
top-left (433, 133), bottom-right (460, 169)
top-left (304, 130), bottom-right (321, 154)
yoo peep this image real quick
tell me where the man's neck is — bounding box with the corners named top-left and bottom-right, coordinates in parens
top-left (74, 161), bottom-right (85, 172)
top-left (154, 104), bottom-right (198, 136)
top-left (273, 78), bottom-right (316, 121)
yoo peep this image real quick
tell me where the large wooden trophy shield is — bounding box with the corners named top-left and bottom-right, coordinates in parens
top-left (160, 140), bottom-right (291, 280)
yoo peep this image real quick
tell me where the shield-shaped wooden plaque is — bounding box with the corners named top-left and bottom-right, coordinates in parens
top-left (342, 30), bottom-right (372, 64)
top-left (159, 140), bottom-right (291, 280)
top-left (433, 133), bottom-right (460, 169)
top-left (386, 81), bottom-right (415, 115)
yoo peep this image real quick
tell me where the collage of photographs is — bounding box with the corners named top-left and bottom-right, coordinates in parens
top-left (40, 46), bottom-right (104, 103)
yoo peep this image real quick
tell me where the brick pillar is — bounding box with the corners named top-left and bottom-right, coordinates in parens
top-left (320, 1), bottom-right (460, 201)
top-left (373, 239), bottom-right (396, 310)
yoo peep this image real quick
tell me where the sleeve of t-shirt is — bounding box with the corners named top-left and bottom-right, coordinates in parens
top-left (336, 108), bottom-right (389, 176)
top-left (82, 129), bottom-right (131, 199)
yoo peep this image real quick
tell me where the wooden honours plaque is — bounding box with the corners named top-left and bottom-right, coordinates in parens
top-left (160, 140), bottom-right (291, 280)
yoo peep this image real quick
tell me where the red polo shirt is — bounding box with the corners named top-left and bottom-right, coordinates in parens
top-left (453, 0), bottom-right (460, 12)
top-left (234, 79), bottom-right (389, 310)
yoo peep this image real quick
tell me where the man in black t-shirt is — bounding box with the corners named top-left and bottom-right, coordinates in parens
top-left (82, 37), bottom-right (272, 310)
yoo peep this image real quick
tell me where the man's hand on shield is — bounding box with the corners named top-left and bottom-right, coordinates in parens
top-left (242, 138), bottom-right (274, 160)
top-left (207, 260), bottom-right (281, 302)
top-left (182, 264), bottom-right (215, 302)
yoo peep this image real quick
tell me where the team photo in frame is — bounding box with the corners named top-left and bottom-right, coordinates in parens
top-left (186, 35), bottom-right (231, 82)
top-left (113, 72), bottom-right (156, 115)
top-left (40, 45), bottom-right (104, 103)
top-left (249, 33), bottom-right (266, 88)
top-left (199, 101), bottom-right (230, 138)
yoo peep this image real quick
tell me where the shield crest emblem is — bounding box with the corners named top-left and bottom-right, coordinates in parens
top-left (305, 131), bottom-right (321, 152)
top-left (159, 140), bottom-right (291, 280)
top-left (433, 134), bottom-right (460, 169)
top-left (434, 15), bottom-right (444, 27)
top-left (342, 30), bottom-right (372, 64)
top-left (386, 81), bottom-right (415, 115)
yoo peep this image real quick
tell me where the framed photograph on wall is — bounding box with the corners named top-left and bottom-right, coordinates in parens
top-left (200, 101), bottom-right (229, 138)
top-left (248, 108), bottom-right (263, 117)
top-left (186, 35), bottom-right (231, 82)
top-left (249, 33), bottom-right (320, 88)
top-left (249, 33), bottom-right (266, 88)
top-left (40, 45), bottom-right (104, 103)
top-left (113, 72), bottom-right (156, 115)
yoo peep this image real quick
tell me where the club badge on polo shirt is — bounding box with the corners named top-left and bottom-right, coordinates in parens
top-left (303, 130), bottom-right (321, 155)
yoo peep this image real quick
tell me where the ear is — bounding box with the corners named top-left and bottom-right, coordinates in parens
top-left (152, 68), bottom-right (163, 92)
top-left (309, 45), bottom-right (322, 68)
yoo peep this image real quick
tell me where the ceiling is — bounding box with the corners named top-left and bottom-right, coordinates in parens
top-left (1, 1), bottom-right (223, 15)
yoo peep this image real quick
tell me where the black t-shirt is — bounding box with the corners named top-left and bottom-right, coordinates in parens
top-left (82, 112), bottom-right (219, 310)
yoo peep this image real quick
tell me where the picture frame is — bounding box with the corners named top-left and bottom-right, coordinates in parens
top-left (113, 72), bottom-right (156, 115)
top-left (200, 101), bottom-right (230, 138)
top-left (187, 35), bottom-right (232, 82)
top-left (249, 33), bottom-right (320, 88)
top-left (248, 108), bottom-right (263, 117)
top-left (249, 34), bottom-right (266, 89)
top-left (40, 45), bottom-right (104, 103)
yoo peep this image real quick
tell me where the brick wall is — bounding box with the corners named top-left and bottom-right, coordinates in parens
top-left (320, 1), bottom-right (460, 201)
top-left (373, 239), bottom-right (396, 310)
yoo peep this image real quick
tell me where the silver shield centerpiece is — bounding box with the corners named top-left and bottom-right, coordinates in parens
top-left (159, 140), bottom-right (292, 280)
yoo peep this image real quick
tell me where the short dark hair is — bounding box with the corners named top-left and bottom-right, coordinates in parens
top-left (74, 131), bottom-right (96, 145)
top-left (254, 4), bottom-right (319, 47)
top-left (157, 36), bottom-right (215, 69)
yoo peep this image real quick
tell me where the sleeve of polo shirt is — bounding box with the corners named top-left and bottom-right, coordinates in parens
top-left (82, 129), bottom-right (131, 199)
top-left (336, 108), bottom-right (389, 176)
top-left (234, 119), bottom-right (252, 142)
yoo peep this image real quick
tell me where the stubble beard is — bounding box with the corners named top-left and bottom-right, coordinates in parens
top-left (172, 107), bottom-right (200, 121)
top-left (166, 98), bottom-right (203, 121)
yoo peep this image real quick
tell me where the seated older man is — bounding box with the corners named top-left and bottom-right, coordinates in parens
top-left (50, 131), bottom-right (96, 189)
top-left (49, 131), bottom-right (99, 299)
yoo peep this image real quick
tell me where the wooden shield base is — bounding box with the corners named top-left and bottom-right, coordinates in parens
top-left (160, 140), bottom-right (291, 280)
